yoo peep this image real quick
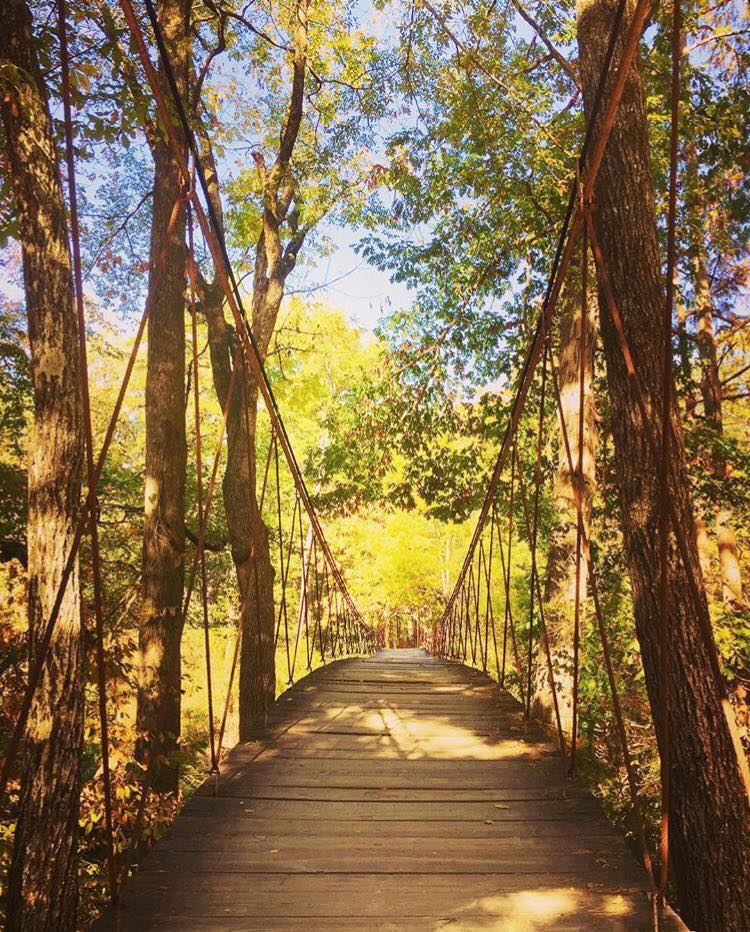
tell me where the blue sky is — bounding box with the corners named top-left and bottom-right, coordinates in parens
top-left (0, 219), bottom-right (411, 337)
top-left (286, 223), bottom-right (414, 334)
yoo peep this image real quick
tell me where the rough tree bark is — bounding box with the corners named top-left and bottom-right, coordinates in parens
top-left (576, 0), bottom-right (750, 927)
top-left (685, 131), bottom-right (744, 607)
top-left (534, 275), bottom-right (597, 732)
top-left (193, 0), bottom-right (310, 736)
top-left (237, 0), bottom-right (310, 735)
top-left (1, 0), bottom-right (85, 925)
top-left (200, 283), bottom-right (277, 738)
top-left (136, 0), bottom-right (190, 793)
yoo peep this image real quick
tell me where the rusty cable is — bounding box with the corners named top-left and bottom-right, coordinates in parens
top-left (526, 339), bottom-right (548, 718)
top-left (56, 0), bottom-right (117, 898)
top-left (187, 196), bottom-right (218, 776)
top-left (515, 441), bottom-right (566, 753)
top-left (127, 0), bottom-right (365, 631)
top-left (568, 214), bottom-right (589, 777)
top-left (547, 322), bottom-right (656, 890)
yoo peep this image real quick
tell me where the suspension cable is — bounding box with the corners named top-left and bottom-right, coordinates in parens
top-left (525, 339), bottom-right (548, 718)
top-left (514, 442), bottom-right (566, 753)
top-left (501, 448), bottom-right (515, 685)
top-left (493, 506), bottom-right (525, 705)
top-left (0, 197), bottom-right (182, 806)
top-left (187, 196), bottom-right (218, 776)
top-left (568, 212), bottom-right (588, 778)
top-left (273, 437), bottom-right (294, 681)
top-left (56, 0), bottom-right (118, 900)
top-left (546, 312), bottom-right (656, 891)
top-left (180, 363), bottom-right (237, 624)
top-left (657, 0), bottom-right (682, 900)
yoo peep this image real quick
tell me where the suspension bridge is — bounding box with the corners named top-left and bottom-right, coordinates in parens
top-left (3, 0), bottom-right (749, 926)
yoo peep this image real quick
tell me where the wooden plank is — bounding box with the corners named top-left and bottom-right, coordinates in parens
top-left (220, 757), bottom-right (577, 777)
top-left (163, 816), bottom-right (621, 840)
top-left (276, 699), bottom-right (522, 712)
top-left (97, 873), bottom-right (662, 925)
top-left (96, 912), bottom-right (684, 932)
top-left (194, 785), bottom-right (592, 801)
top-left (181, 796), bottom-right (604, 821)
top-left (217, 773), bottom-right (585, 792)
top-left (282, 719), bottom-right (533, 736)
top-left (249, 746), bottom-right (552, 762)
top-left (250, 731), bottom-right (554, 759)
top-left (294, 684), bottom-right (498, 694)
top-left (142, 847), bottom-right (641, 878)
top-left (214, 760), bottom-right (582, 791)
top-left (149, 834), bottom-right (639, 873)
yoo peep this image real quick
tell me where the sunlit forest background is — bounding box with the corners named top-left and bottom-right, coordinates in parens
top-left (1, 0), bottom-right (748, 923)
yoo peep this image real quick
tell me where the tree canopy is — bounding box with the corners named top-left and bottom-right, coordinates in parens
top-left (0, 0), bottom-right (748, 925)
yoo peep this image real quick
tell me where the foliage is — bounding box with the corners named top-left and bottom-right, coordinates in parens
top-left (0, 298), bottom-right (30, 546)
top-left (0, 0), bottom-right (748, 924)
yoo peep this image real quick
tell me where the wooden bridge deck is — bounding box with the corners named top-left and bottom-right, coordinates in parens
top-left (99, 648), bottom-right (679, 930)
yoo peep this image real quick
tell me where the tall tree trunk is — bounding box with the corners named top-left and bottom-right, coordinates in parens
top-left (137, 0), bottom-right (190, 794)
top-left (193, 0), bottom-right (309, 736)
top-left (202, 289), bottom-right (276, 737)
top-left (534, 275), bottom-right (597, 732)
top-left (238, 371), bottom-right (278, 734)
top-left (1, 1), bottom-right (85, 925)
top-left (236, 0), bottom-right (309, 735)
top-left (695, 514), bottom-right (711, 576)
top-left (576, 1), bottom-right (750, 927)
top-left (716, 514), bottom-right (743, 606)
top-left (685, 132), bottom-right (744, 607)
top-left (674, 298), bottom-right (695, 417)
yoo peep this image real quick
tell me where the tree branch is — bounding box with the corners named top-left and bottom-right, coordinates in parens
top-left (193, 0), bottom-right (227, 108)
top-left (185, 524), bottom-right (228, 552)
top-left (277, 0), bottom-right (309, 168)
top-left (508, 0), bottom-right (579, 85)
top-left (720, 361), bottom-right (750, 387)
top-left (84, 188), bottom-right (152, 279)
top-left (416, 0), bottom-right (571, 155)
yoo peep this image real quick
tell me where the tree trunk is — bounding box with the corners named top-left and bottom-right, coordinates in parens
top-left (695, 514), bottom-right (711, 577)
top-left (236, 352), bottom-right (280, 733)
top-left (717, 512), bottom-right (743, 606)
top-left (235, 0), bottom-right (309, 734)
top-left (1, 1), bottom-right (85, 925)
top-left (534, 275), bottom-right (597, 732)
top-left (576, 1), bottom-right (750, 927)
top-left (291, 523), bottom-right (315, 674)
top-left (192, 0), bottom-right (308, 736)
top-left (692, 235), bottom-right (723, 431)
top-left (685, 131), bottom-right (744, 607)
top-left (674, 298), bottom-right (694, 417)
top-left (202, 289), bottom-right (276, 737)
top-left (137, 0), bottom-right (190, 794)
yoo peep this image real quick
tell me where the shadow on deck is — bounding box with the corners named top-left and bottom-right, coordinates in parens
top-left (96, 648), bottom-right (685, 930)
